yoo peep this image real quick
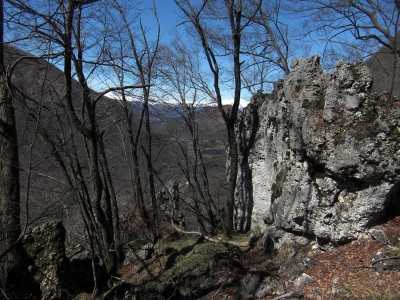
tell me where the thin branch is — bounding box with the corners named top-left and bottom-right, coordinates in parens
top-left (93, 84), bottom-right (152, 103)
top-left (371, 256), bottom-right (400, 265)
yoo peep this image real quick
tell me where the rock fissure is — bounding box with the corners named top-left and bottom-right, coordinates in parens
top-left (235, 56), bottom-right (400, 245)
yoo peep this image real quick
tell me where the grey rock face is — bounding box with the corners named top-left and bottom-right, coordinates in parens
top-left (369, 227), bottom-right (389, 244)
top-left (372, 249), bottom-right (400, 272)
top-left (136, 243), bottom-right (154, 261)
top-left (236, 55), bottom-right (400, 245)
top-left (22, 221), bottom-right (102, 299)
top-left (23, 221), bottom-right (69, 300)
top-left (294, 273), bottom-right (313, 290)
top-left (240, 271), bottom-right (285, 299)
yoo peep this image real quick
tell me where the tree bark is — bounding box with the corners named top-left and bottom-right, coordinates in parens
top-left (0, 76), bottom-right (24, 290)
top-left (0, 0), bottom-right (24, 291)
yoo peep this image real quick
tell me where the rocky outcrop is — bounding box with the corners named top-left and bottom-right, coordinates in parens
top-left (22, 221), bottom-right (103, 299)
top-left (23, 221), bottom-right (70, 299)
top-left (236, 55), bottom-right (400, 245)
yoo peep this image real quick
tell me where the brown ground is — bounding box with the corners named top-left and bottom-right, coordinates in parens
top-left (298, 216), bottom-right (400, 300)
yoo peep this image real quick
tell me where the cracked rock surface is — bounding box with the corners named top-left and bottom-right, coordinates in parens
top-left (236, 55), bottom-right (400, 244)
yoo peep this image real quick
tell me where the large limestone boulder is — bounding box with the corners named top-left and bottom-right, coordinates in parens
top-left (236, 55), bottom-right (400, 245)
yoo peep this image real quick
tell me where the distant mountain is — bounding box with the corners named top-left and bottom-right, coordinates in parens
top-left (129, 99), bottom-right (228, 120)
top-left (4, 44), bottom-right (227, 234)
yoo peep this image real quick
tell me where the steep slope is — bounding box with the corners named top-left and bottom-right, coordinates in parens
top-left (5, 45), bottom-right (125, 230)
top-left (4, 45), bottom-right (227, 240)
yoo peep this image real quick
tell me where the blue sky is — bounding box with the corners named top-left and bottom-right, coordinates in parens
top-left (156, 0), bottom-right (180, 35)
top-left (141, 0), bottom-right (182, 43)
top-left (117, 1), bottom-right (323, 105)
top-left (139, 0), bottom-right (253, 105)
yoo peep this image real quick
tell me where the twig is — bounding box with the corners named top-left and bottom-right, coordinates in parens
top-left (353, 256), bottom-right (400, 269)
top-left (110, 275), bottom-right (130, 283)
top-left (0, 286), bottom-right (10, 300)
top-left (352, 264), bottom-right (374, 269)
top-left (212, 277), bottom-right (228, 297)
top-left (270, 292), bottom-right (296, 300)
top-left (166, 285), bottom-right (179, 300)
top-left (371, 256), bottom-right (400, 265)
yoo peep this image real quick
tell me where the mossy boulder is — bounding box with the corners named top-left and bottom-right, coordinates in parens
top-left (23, 221), bottom-right (69, 300)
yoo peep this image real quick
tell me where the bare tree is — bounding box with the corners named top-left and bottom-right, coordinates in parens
top-left (157, 40), bottom-right (221, 234)
top-left (4, 0), bottom-right (150, 284)
top-left (174, 0), bottom-right (262, 236)
top-left (295, 0), bottom-right (399, 89)
top-left (248, 0), bottom-right (291, 72)
top-left (239, 0), bottom-right (296, 94)
top-left (0, 0), bottom-right (25, 293)
top-left (108, 0), bottom-right (161, 242)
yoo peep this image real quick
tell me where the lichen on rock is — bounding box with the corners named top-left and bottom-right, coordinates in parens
top-left (22, 221), bottom-right (103, 299)
top-left (23, 221), bottom-right (69, 300)
top-left (235, 55), bottom-right (400, 247)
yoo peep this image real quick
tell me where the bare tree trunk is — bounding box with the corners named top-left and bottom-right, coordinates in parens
top-left (98, 134), bottom-right (124, 263)
top-left (223, 0), bottom-right (242, 237)
top-left (0, 76), bottom-right (23, 290)
top-left (389, 51), bottom-right (399, 105)
top-left (0, 0), bottom-right (24, 290)
top-left (143, 95), bottom-right (160, 242)
top-left (190, 115), bottom-right (217, 234)
top-left (174, 0), bottom-right (247, 237)
top-left (113, 0), bottom-right (160, 242)
top-left (225, 124), bottom-right (238, 236)
top-left (118, 87), bottom-right (153, 240)
top-left (63, 0), bottom-right (119, 275)
top-left (177, 143), bottom-right (207, 233)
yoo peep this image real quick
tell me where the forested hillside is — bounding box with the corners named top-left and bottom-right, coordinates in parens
top-left (0, 0), bottom-right (398, 299)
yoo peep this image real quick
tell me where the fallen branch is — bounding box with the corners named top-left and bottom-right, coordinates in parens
top-left (110, 275), bottom-right (130, 283)
top-left (270, 292), bottom-right (296, 300)
top-left (352, 264), bottom-right (374, 269)
top-left (0, 286), bottom-right (10, 300)
top-left (212, 276), bottom-right (229, 297)
top-left (353, 256), bottom-right (400, 269)
top-left (371, 256), bottom-right (400, 265)
top-left (170, 221), bottom-right (254, 248)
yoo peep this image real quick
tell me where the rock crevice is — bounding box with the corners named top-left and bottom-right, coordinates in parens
top-left (236, 56), bottom-right (400, 245)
